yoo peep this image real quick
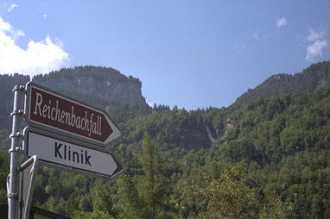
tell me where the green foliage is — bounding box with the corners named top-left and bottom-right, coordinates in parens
top-left (74, 209), bottom-right (115, 219)
top-left (21, 86), bottom-right (330, 218)
top-left (140, 134), bottom-right (173, 219)
top-left (91, 181), bottom-right (116, 215)
top-left (141, 134), bottom-right (160, 218)
top-left (0, 150), bottom-right (8, 203)
top-left (203, 165), bottom-right (258, 219)
top-left (116, 176), bottom-right (143, 219)
top-left (1, 62), bottom-right (330, 218)
top-left (174, 169), bottom-right (209, 218)
top-left (265, 150), bottom-right (330, 218)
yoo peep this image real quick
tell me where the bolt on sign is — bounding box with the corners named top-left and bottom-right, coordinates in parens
top-left (25, 82), bottom-right (120, 145)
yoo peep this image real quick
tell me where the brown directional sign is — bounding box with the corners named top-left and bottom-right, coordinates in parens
top-left (25, 82), bottom-right (120, 145)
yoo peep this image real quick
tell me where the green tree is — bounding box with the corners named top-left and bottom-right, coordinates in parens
top-left (116, 175), bottom-right (144, 219)
top-left (203, 165), bottom-right (258, 219)
top-left (91, 181), bottom-right (116, 216)
top-left (140, 134), bottom-right (168, 219)
top-left (74, 209), bottom-right (114, 219)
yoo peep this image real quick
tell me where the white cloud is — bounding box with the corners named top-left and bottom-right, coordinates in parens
top-left (7, 3), bottom-right (18, 13)
top-left (0, 17), bottom-right (69, 77)
top-left (0, 17), bottom-right (24, 39)
top-left (306, 40), bottom-right (327, 61)
top-left (276, 17), bottom-right (288, 28)
top-left (43, 13), bottom-right (48, 20)
top-left (307, 30), bottom-right (324, 42)
top-left (0, 17), bottom-right (12, 32)
top-left (305, 29), bottom-right (328, 61)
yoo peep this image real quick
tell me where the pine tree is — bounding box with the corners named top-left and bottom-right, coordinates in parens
top-left (141, 133), bottom-right (163, 219)
top-left (116, 175), bottom-right (144, 219)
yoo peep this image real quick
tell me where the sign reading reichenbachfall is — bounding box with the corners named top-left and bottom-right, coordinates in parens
top-left (26, 83), bottom-right (120, 145)
top-left (7, 82), bottom-right (122, 219)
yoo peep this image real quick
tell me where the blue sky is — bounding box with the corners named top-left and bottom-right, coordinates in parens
top-left (0, 0), bottom-right (329, 109)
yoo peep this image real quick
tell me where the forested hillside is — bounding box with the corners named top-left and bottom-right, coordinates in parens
top-left (0, 62), bottom-right (330, 218)
top-left (0, 66), bottom-right (149, 131)
top-left (234, 61), bottom-right (330, 107)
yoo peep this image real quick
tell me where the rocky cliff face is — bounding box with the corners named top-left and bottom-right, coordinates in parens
top-left (234, 61), bottom-right (330, 107)
top-left (34, 66), bottom-right (148, 109)
top-left (0, 66), bottom-right (149, 129)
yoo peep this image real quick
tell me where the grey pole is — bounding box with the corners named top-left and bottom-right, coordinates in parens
top-left (8, 85), bottom-right (25, 219)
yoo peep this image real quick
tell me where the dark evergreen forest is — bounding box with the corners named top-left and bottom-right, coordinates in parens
top-left (0, 61), bottom-right (330, 218)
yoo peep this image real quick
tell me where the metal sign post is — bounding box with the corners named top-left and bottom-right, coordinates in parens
top-left (18, 156), bottom-right (38, 219)
top-left (8, 85), bottom-right (25, 219)
top-left (7, 82), bottom-right (122, 219)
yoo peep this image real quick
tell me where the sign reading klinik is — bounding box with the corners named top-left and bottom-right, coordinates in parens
top-left (26, 131), bottom-right (120, 177)
top-left (25, 82), bottom-right (120, 145)
top-left (7, 82), bottom-right (122, 219)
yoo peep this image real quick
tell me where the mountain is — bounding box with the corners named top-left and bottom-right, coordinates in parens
top-left (0, 61), bottom-right (329, 218)
top-left (234, 61), bottom-right (330, 106)
top-left (0, 66), bottom-right (149, 130)
top-left (34, 66), bottom-right (148, 110)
